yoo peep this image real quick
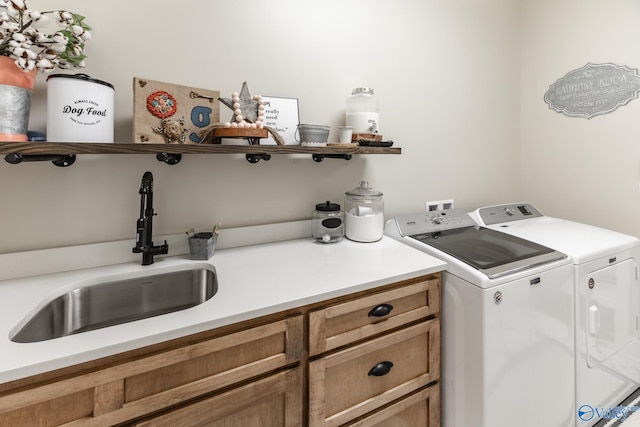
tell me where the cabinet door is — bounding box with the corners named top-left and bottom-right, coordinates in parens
top-left (133, 367), bottom-right (302, 427)
top-left (309, 277), bottom-right (440, 356)
top-left (0, 316), bottom-right (303, 426)
top-left (346, 385), bottom-right (440, 427)
top-left (309, 319), bottom-right (440, 427)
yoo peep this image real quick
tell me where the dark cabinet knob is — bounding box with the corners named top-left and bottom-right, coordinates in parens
top-left (368, 303), bottom-right (393, 318)
top-left (368, 361), bottom-right (394, 377)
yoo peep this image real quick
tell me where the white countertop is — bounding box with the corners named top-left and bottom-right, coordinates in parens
top-left (0, 232), bottom-right (445, 384)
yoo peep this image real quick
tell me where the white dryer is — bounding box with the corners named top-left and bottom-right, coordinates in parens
top-left (470, 203), bottom-right (640, 427)
top-left (385, 209), bottom-right (574, 427)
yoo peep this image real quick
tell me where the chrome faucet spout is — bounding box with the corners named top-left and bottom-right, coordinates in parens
top-left (132, 171), bottom-right (168, 265)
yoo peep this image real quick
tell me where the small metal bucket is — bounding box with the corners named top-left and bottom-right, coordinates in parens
top-left (295, 124), bottom-right (330, 144)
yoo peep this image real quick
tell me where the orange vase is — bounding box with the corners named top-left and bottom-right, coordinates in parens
top-left (0, 56), bottom-right (38, 142)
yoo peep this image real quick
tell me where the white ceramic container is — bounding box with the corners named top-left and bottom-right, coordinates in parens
top-left (46, 74), bottom-right (114, 142)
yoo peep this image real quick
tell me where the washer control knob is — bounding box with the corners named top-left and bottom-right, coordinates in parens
top-left (431, 215), bottom-right (443, 225)
top-left (504, 207), bottom-right (515, 216)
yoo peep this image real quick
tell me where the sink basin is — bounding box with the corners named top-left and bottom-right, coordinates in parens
top-left (11, 265), bottom-right (218, 343)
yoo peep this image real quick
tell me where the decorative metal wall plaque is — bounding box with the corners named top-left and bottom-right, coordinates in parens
top-left (544, 63), bottom-right (640, 118)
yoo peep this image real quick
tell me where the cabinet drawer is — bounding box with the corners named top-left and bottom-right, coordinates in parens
top-left (309, 318), bottom-right (440, 427)
top-left (346, 385), bottom-right (440, 427)
top-left (309, 277), bottom-right (440, 356)
top-left (133, 367), bottom-right (303, 427)
top-left (0, 315), bottom-right (303, 426)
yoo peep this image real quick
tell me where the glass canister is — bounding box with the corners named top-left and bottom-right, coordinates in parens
top-left (312, 201), bottom-right (344, 243)
top-left (344, 181), bottom-right (384, 242)
top-left (345, 87), bottom-right (379, 134)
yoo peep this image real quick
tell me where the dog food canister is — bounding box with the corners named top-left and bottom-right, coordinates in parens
top-left (46, 73), bottom-right (115, 142)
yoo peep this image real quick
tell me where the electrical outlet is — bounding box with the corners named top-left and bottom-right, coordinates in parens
top-left (441, 199), bottom-right (455, 210)
top-left (426, 201), bottom-right (440, 212)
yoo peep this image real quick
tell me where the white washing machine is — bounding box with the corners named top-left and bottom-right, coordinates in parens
top-left (469, 203), bottom-right (640, 427)
top-left (385, 209), bottom-right (575, 427)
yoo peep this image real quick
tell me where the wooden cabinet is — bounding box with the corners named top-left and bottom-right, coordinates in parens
top-left (0, 273), bottom-right (440, 427)
top-left (133, 368), bottom-right (302, 427)
top-left (308, 278), bottom-right (441, 427)
top-left (0, 316), bottom-right (304, 426)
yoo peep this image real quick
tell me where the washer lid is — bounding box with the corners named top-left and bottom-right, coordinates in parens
top-left (410, 226), bottom-right (567, 279)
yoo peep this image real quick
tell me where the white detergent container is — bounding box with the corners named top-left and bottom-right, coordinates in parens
top-left (46, 74), bottom-right (115, 142)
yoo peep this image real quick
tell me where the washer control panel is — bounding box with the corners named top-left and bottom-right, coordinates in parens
top-left (476, 203), bottom-right (543, 225)
top-left (391, 209), bottom-right (477, 236)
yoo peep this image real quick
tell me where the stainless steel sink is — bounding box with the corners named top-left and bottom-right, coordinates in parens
top-left (11, 265), bottom-right (218, 343)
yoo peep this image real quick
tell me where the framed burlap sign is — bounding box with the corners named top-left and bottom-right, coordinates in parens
top-left (133, 77), bottom-right (220, 144)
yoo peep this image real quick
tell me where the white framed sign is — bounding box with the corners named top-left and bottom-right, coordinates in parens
top-left (261, 96), bottom-right (300, 145)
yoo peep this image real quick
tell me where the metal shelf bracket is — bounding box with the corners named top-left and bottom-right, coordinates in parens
top-left (156, 153), bottom-right (182, 165)
top-left (246, 153), bottom-right (271, 163)
top-left (4, 153), bottom-right (76, 167)
top-left (312, 153), bottom-right (353, 162)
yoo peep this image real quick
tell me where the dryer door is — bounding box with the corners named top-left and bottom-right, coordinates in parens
top-left (586, 259), bottom-right (639, 368)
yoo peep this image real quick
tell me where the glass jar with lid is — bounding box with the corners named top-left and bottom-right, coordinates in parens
top-left (344, 181), bottom-right (384, 242)
top-left (312, 201), bottom-right (344, 243)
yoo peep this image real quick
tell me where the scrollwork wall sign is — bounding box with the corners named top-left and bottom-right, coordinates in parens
top-left (544, 63), bottom-right (640, 118)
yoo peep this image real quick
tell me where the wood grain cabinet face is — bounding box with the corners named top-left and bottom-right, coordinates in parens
top-left (309, 278), bottom-right (440, 356)
top-left (133, 367), bottom-right (303, 427)
top-left (309, 319), bottom-right (440, 427)
top-left (0, 316), bottom-right (303, 426)
top-left (346, 385), bottom-right (440, 427)
top-left (308, 276), bottom-right (441, 427)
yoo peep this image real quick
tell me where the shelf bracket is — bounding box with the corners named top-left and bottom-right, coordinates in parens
top-left (156, 153), bottom-right (182, 165)
top-left (312, 153), bottom-right (353, 162)
top-left (246, 153), bottom-right (271, 163)
top-left (4, 153), bottom-right (76, 167)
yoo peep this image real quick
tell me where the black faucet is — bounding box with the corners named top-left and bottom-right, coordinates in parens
top-left (132, 171), bottom-right (168, 265)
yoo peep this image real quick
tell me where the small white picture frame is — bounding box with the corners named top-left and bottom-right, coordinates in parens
top-left (261, 96), bottom-right (300, 145)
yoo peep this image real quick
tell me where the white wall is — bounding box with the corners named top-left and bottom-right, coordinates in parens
top-left (0, 0), bottom-right (522, 254)
top-left (521, 0), bottom-right (640, 236)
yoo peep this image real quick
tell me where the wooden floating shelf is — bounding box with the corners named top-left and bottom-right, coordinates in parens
top-left (0, 142), bottom-right (401, 166)
top-left (0, 142), bottom-right (400, 155)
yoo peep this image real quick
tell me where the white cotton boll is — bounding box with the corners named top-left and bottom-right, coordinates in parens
top-left (250, 123), bottom-right (256, 129)
top-left (71, 25), bottom-right (85, 36)
top-left (230, 122), bottom-right (238, 128)
top-left (42, 49), bottom-right (57, 59)
top-left (52, 33), bottom-right (68, 44)
top-left (224, 122), bottom-right (231, 128)
top-left (235, 115), bottom-right (243, 122)
top-left (11, 32), bottom-right (26, 42)
top-left (56, 11), bottom-right (72, 26)
top-left (31, 13), bottom-right (49, 28)
top-left (233, 102), bottom-right (240, 109)
top-left (234, 108), bottom-right (242, 115)
top-left (5, 5), bottom-right (20, 18)
top-left (36, 58), bottom-right (53, 70)
top-left (11, 0), bottom-right (26, 10)
top-left (25, 9), bottom-right (40, 20)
